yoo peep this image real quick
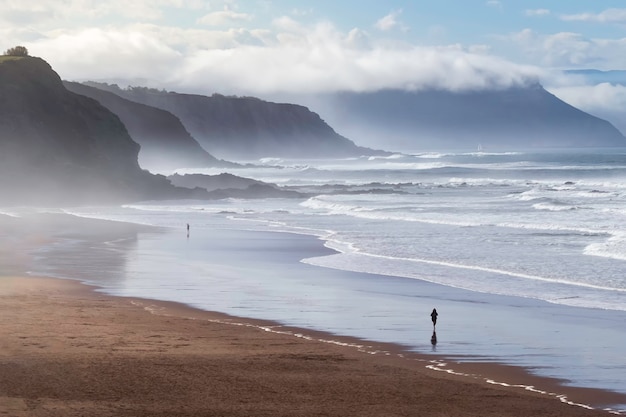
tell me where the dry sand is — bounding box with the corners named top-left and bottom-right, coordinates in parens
top-left (0, 275), bottom-right (622, 417)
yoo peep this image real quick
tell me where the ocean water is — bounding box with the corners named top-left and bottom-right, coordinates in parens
top-left (69, 149), bottom-right (626, 311)
top-left (17, 148), bottom-right (626, 408)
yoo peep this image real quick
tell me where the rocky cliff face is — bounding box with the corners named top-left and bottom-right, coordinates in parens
top-left (83, 83), bottom-right (385, 160)
top-left (64, 82), bottom-right (233, 173)
top-left (309, 85), bottom-right (626, 151)
top-left (0, 56), bottom-right (195, 204)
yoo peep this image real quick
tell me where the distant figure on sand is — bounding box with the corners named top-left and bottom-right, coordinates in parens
top-left (430, 308), bottom-right (438, 328)
top-left (186, 223), bottom-right (190, 237)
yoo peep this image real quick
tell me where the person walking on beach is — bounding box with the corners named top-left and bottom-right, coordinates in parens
top-left (430, 308), bottom-right (438, 328)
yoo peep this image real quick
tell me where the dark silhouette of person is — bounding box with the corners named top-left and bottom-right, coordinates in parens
top-left (430, 308), bottom-right (438, 328)
top-left (186, 223), bottom-right (190, 238)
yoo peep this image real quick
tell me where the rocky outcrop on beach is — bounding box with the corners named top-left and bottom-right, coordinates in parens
top-left (168, 173), bottom-right (265, 192)
top-left (168, 173), bottom-right (305, 199)
top-left (0, 55), bottom-right (203, 204)
top-left (63, 81), bottom-right (235, 173)
top-left (82, 82), bottom-right (388, 161)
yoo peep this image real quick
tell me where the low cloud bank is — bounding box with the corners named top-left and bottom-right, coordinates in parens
top-left (25, 22), bottom-right (545, 95)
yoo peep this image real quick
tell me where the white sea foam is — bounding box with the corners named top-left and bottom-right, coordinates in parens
top-left (367, 153), bottom-right (406, 160)
top-left (303, 244), bottom-right (626, 295)
top-left (411, 152), bottom-right (449, 159)
top-left (445, 177), bottom-right (524, 186)
top-left (532, 201), bottom-right (579, 211)
top-left (584, 233), bottom-right (626, 262)
top-left (300, 196), bottom-right (484, 226)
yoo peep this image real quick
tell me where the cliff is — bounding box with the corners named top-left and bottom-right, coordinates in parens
top-left (83, 83), bottom-right (387, 160)
top-left (0, 56), bottom-right (199, 204)
top-left (63, 82), bottom-right (234, 173)
top-left (310, 86), bottom-right (626, 151)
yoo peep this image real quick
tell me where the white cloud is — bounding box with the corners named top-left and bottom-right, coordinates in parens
top-left (30, 27), bottom-right (181, 81)
top-left (0, 2), bottom-right (54, 26)
top-left (549, 83), bottom-right (626, 112)
top-left (345, 28), bottom-right (371, 49)
top-left (0, 0), bottom-right (175, 26)
top-left (486, 1), bottom-right (502, 9)
top-left (291, 8), bottom-right (313, 17)
top-left (374, 9), bottom-right (404, 32)
top-left (505, 29), bottom-right (626, 69)
top-left (197, 7), bottom-right (253, 26)
top-left (165, 24), bottom-right (543, 95)
top-left (272, 16), bottom-right (304, 33)
top-left (561, 8), bottom-right (626, 24)
top-left (468, 44), bottom-right (491, 54)
top-left (525, 9), bottom-right (550, 17)
top-left (11, 7), bottom-right (544, 96)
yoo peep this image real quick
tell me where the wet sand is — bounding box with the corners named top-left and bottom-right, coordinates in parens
top-left (0, 275), bottom-right (622, 417)
top-left (1, 211), bottom-right (626, 415)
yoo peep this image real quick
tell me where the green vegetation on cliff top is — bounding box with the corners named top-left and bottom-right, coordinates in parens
top-left (0, 55), bottom-right (25, 64)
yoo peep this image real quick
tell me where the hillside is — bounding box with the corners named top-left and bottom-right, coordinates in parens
top-left (306, 85), bottom-right (626, 151)
top-left (0, 56), bottom-right (199, 204)
top-left (83, 83), bottom-right (387, 160)
top-left (63, 82), bottom-right (234, 173)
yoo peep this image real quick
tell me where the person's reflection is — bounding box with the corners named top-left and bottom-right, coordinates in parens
top-left (430, 330), bottom-right (437, 351)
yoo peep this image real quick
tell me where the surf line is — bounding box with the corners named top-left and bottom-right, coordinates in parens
top-left (132, 300), bottom-right (624, 415)
top-left (425, 363), bottom-right (623, 415)
top-left (308, 247), bottom-right (626, 294)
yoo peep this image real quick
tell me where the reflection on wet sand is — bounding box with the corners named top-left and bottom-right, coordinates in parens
top-left (1, 213), bottom-right (155, 287)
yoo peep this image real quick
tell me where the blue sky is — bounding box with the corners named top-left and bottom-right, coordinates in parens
top-left (259, 1), bottom-right (625, 50)
top-left (2, 1), bottom-right (626, 115)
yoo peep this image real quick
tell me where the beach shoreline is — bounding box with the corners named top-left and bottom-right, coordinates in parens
top-left (1, 211), bottom-right (626, 415)
top-left (0, 274), bottom-right (623, 416)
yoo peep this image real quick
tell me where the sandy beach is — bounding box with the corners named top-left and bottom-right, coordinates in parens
top-left (1, 211), bottom-right (625, 416)
top-left (0, 275), bottom-right (620, 417)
